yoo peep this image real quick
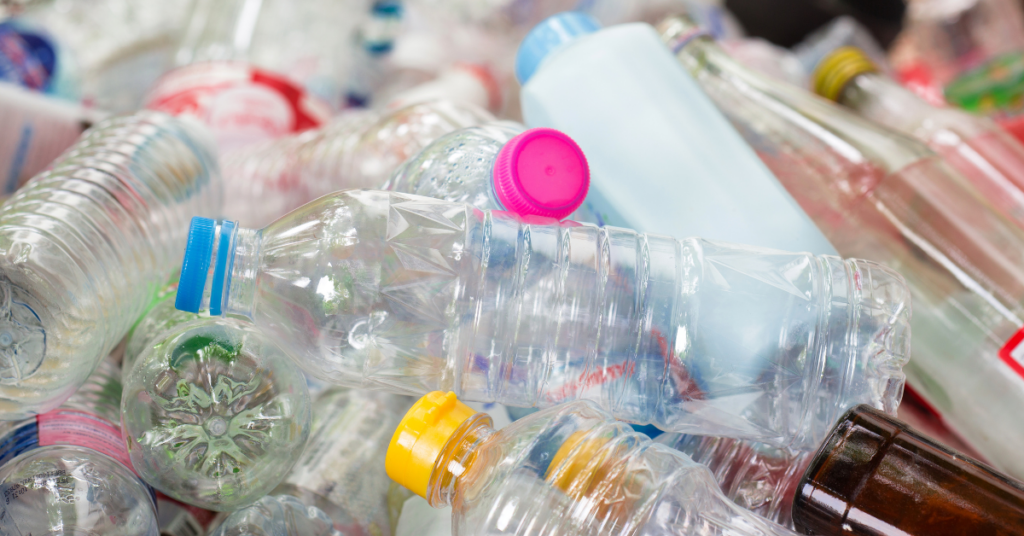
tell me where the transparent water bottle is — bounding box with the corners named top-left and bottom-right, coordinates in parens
top-left (386, 391), bottom-right (799, 535)
top-left (272, 387), bottom-right (413, 536)
top-left (384, 123), bottom-right (589, 218)
top-left (655, 434), bottom-right (811, 529)
top-left (661, 13), bottom-right (1024, 479)
top-left (175, 190), bottom-right (910, 449)
top-left (121, 292), bottom-right (311, 511)
top-left (0, 356), bottom-right (159, 536)
top-left (210, 494), bottom-right (342, 536)
top-left (220, 99), bottom-right (493, 227)
top-left (0, 110), bottom-right (221, 420)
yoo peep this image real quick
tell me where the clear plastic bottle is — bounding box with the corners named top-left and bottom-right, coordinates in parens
top-left (654, 434), bottom-right (811, 529)
top-left (0, 356), bottom-right (159, 536)
top-left (210, 494), bottom-right (342, 536)
top-left (516, 12), bottom-right (837, 255)
top-left (175, 190), bottom-right (910, 449)
top-left (385, 391), bottom-right (799, 535)
top-left (219, 99), bottom-right (493, 228)
top-left (815, 47), bottom-right (1024, 229)
top-left (661, 14), bottom-right (1024, 479)
top-left (384, 123), bottom-right (589, 218)
top-left (0, 110), bottom-right (221, 420)
top-left (271, 387), bottom-right (413, 536)
top-left (121, 294), bottom-right (311, 511)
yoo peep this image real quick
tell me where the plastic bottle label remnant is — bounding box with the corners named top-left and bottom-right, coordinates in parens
top-left (998, 326), bottom-right (1024, 379)
top-left (144, 61), bottom-right (332, 149)
top-left (37, 409), bottom-right (135, 473)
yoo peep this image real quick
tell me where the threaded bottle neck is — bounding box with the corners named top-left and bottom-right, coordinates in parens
top-left (426, 413), bottom-right (494, 508)
top-left (223, 227), bottom-right (261, 319)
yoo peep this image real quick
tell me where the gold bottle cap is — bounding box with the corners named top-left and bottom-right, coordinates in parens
top-left (813, 47), bottom-right (879, 102)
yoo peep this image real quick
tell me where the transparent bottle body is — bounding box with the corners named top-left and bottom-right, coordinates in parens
top-left (654, 433), bottom-right (811, 529)
top-left (209, 494), bottom-right (341, 536)
top-left (272, 387), bottom-right (413, 536)
top-left (0, 111), bottom-right (221, 419)
top-left (384, 121), bottom-right (525, 210)
top-left (670, 33), bottom-right (1024, 477)
top-left (219, 99), bottom-right (493, 227)
top-left (213, 190), bottom-right (909, 449)
top-left (439, 400), bottom-right (797, 535)
top-left (121, 308), bottom-right (311, 511)
top-left (0, 355), bottom-right (159, 536)
top-left (840, 73), bottom-right (1024, 229)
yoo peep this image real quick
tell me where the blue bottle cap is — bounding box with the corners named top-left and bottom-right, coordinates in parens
top-left (209, 220), bottom-right (236, 316)
top-left (515, 11), bottom-right (601, 84)
top-left (175, 217), bottom-right (216, 314)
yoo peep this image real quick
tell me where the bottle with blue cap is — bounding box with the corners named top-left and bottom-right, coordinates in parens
top-left (174, 188), bottom-right (910, 450)
top-left (0, 111), bottom-right (221, 420)
top-left (516, 12), bottom-right (837, 256)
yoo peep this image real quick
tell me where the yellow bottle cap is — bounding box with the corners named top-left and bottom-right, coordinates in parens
top-left (386, 391), bottom-right (477, 499)
top-left (545, 430), bottom-right (612, 498)
top-left (813, 47), bottom-right (879, 102)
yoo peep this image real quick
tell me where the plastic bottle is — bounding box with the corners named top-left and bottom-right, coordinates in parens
top-left (815, 47), bottom-right (1024, 230)
top-left (792, 404), bottom-right (1024, 536)
top-left (271, 387), bottom-right (413, 536)
top-left (210, 494), bottom-right (342, 536)
top-left (0, 81), bottom-right (102, 196)
top-left (219, 98), bottom-right (493, 228)
top-left (655, 434), bottom-right (810, 529)
top-left (385, 391), bottom-right (799, 535)
top-left (0, 356), bottom-right (159, 536)
top-left (174, 190), bottom-right (910, 449)
top-left (0, 110), bottom-right (221, 420)
top-left (384, 123), bottom-right (590, 218)
top-left (515, 12), bottom-right (836, 255)
top-left (661, 14), bottom-right (1024, 479)
top-left (121, 294), bottom-right (311, 511)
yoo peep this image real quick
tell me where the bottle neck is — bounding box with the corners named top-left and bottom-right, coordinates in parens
top-left (837, 73), bottom-right (938, 137)
top-left (426, 413), bottom-right (494, 508)
top-left (176, 0), bottom-right (264, 66)
top-left (223, 227), bottom-right (261, 319)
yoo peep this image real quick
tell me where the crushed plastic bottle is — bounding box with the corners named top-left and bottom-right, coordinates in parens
top-left (219, 98), bottom-right (492, 227)
top-left (272, 387), bottom-right (413, 536)
top-left (0, 356), bottom-right (159, 536)
top-left (384, 123), bottom-right (589, 218)
top-left (210, 494), bottom-right (342, 536)
top-left (121, 293), bottom-right (311, 511)
top-left (386, 391), bottom-right (799, 535)
top-left (175, 190), bottom-right (909, 449)
top-left (0, 110), bottom-right (221, 420)
top-left (661, 13), bottom-right (1024, 479)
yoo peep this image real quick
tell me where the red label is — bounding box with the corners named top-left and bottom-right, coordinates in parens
top-left (144, 61), bottom-right (331, 149)
top-left (998, 326), bottom-right (1024, 379)
top-left (37, 409), bottom-right (135, 474)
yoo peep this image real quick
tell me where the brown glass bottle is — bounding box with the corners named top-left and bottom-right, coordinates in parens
top-left (792, 404), bottom-right (1024, 535)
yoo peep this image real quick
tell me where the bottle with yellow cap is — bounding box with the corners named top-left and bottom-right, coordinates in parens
top-left (816, 46), bottom-right (1024, 231)
top-left (174, 189), bottom-right (911, 451)
top-left (659, 13), bottom-right (1024, 480)
top-left (386, 391), bottom-right (799, 535)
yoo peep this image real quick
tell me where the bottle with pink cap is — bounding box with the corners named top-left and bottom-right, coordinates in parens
top-left (172, 186), bottom-right (910, 449)
top-left (384, 122), bottom-right (590, 219)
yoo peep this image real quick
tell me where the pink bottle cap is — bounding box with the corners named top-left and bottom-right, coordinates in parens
top-left (492, 128), bottom-right (590, 220)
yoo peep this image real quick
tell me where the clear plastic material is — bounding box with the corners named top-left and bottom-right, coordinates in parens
top-left (209, 495), bottom-right (341, 536)
top-left (188, 190), bottom-right (910, 449)
top-left (121, 297), bottom-right (311, 511)
top-left (219, 99), bottom-right (493, 227)
top-left (272, 387), bottom-right (413, 536)
top-left (0, 356), bottom-right (159, 536)
top-left (655, 434), bottom-right (811, 529)
top-left (384, 122), bottom-right (525, 209)
top-left (662, 16), bottom-right (1024, 478)
top-left (0, 111), bottom-right (221, 419)
top-left (415, 398), bottom-right (798, 535)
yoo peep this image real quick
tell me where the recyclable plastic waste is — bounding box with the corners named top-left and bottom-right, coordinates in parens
top-left (175, 190), bottom-right (910, 450)
top-left (209, 494), bottom-right (342, 536)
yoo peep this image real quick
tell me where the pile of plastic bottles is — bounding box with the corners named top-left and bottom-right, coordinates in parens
top-left (4, 0), bottom-right (1024, 535)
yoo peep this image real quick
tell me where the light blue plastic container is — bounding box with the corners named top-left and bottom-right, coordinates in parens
top-left (517, 12), bottom-right (837, 255)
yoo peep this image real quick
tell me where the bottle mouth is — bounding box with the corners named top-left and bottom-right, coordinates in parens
top-left (176, 217), bottom-right (238, 316)
top-left (491, 128), bottom-right (590, 220)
